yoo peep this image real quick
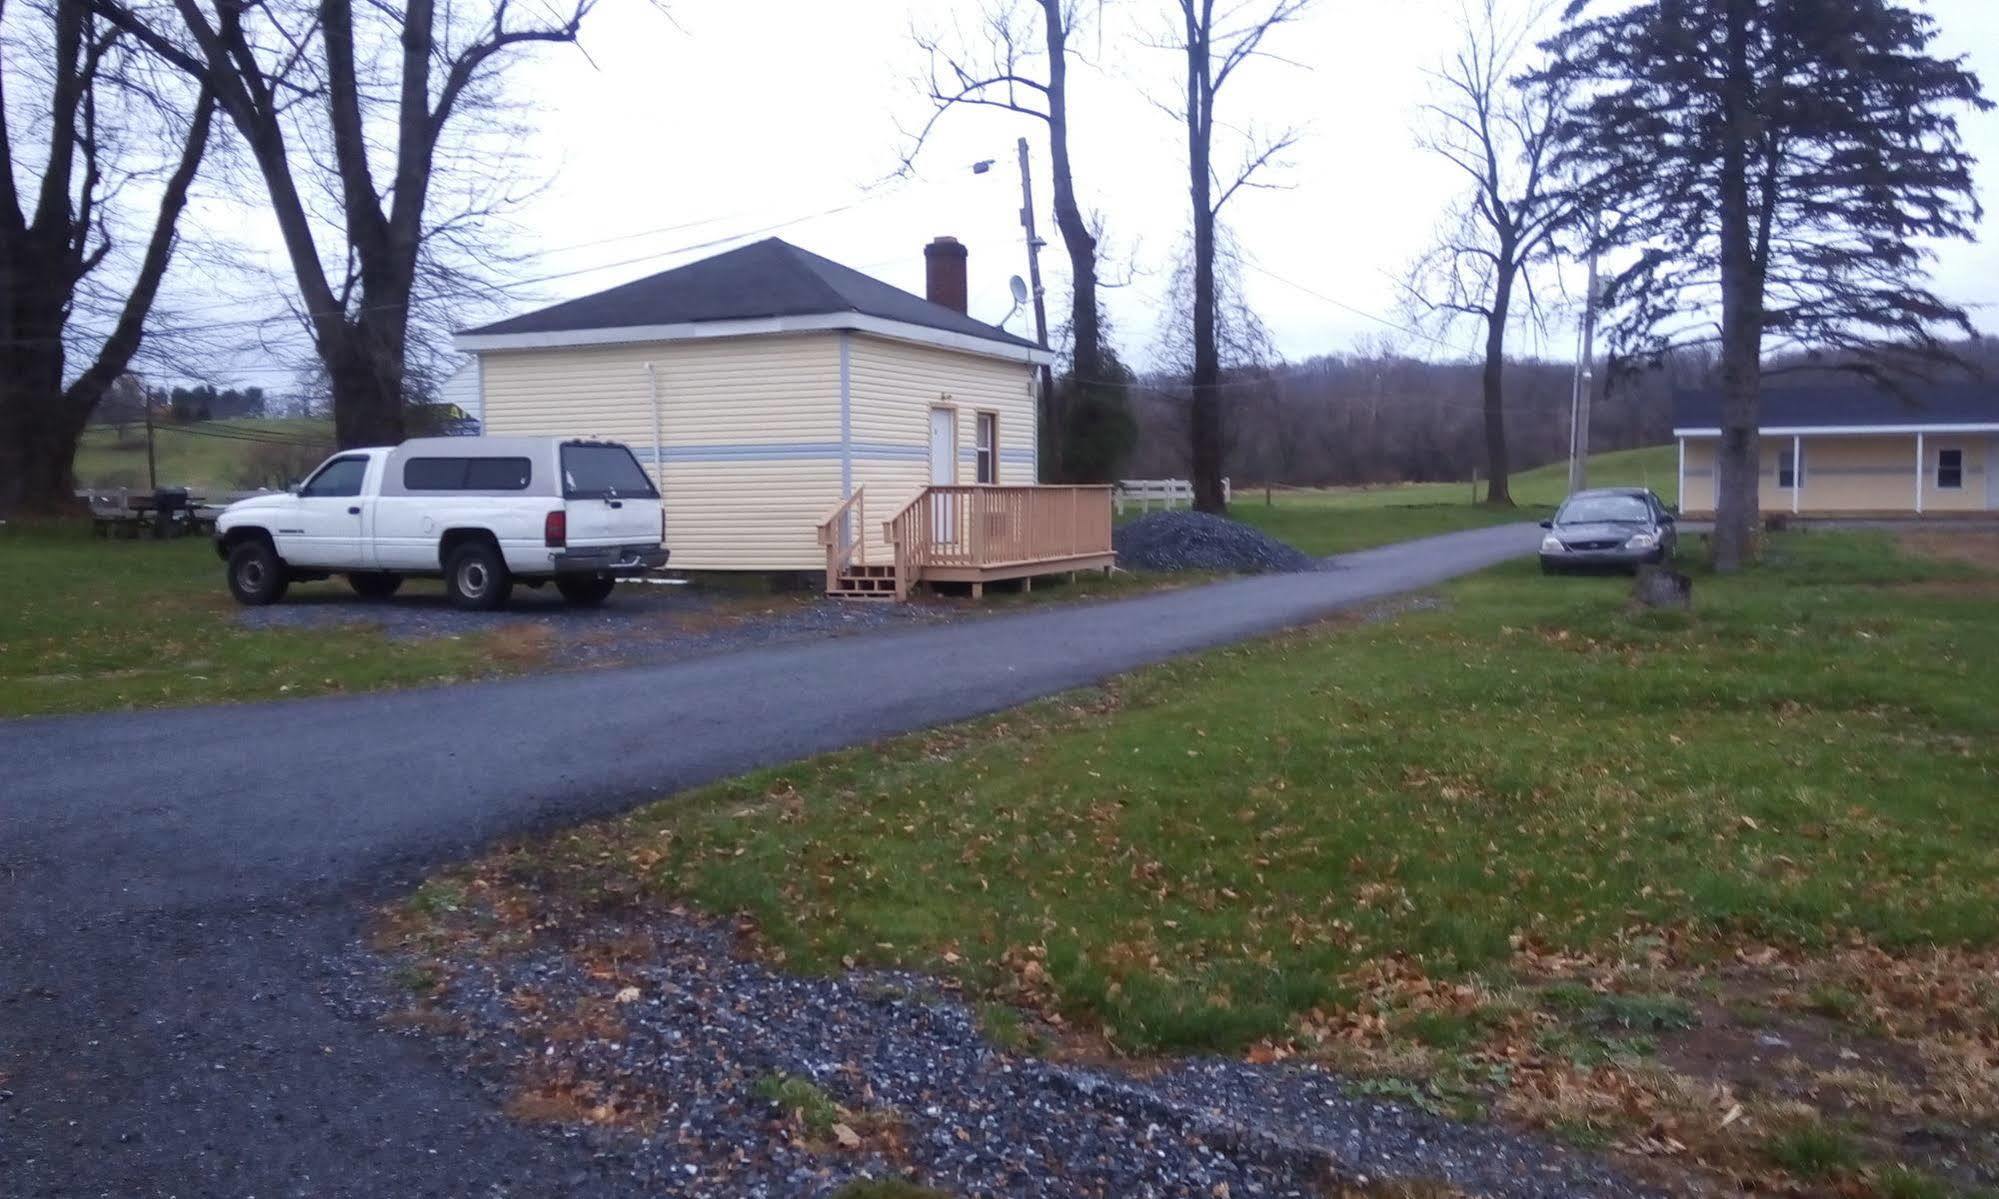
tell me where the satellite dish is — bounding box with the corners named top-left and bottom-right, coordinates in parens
top-left (998, 276), bottom-right (1029, 332)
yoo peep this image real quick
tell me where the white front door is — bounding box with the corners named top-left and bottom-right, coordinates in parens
top-left (1989, 435), bottom-right (1998, 510)
top-left (929, 407), bottom-right (957, 544)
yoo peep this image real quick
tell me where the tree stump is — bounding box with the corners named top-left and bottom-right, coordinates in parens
top-left (1632, 565), bottom-right (1693, 611)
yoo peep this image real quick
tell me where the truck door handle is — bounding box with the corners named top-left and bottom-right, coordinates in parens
top-left (607, 499), bottom-right (623, 509)
top-left (347, 506), bottom-right (361, 515)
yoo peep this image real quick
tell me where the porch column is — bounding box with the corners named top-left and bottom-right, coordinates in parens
top-left (1915, 432), bottom-right (1926, 515)
top-left (1799, 437), bottom-right (1815, 515)
top-left (1676, 436), bottom-right (1685, 510)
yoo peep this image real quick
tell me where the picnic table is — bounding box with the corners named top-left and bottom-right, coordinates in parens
top-left (81, 489), bottom-right (260, 539)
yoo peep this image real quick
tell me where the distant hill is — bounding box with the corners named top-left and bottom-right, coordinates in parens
top-left (74, 419), bottom-right (335, 494)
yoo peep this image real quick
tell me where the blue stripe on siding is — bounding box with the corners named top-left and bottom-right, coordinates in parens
top-left (632, 442), bottom-right (930, 464)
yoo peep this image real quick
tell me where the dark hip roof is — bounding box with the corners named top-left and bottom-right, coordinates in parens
top-left (1673, 383), bottom-right (1999, 430)
top-left (463, 237), bottom-right (1041, 352)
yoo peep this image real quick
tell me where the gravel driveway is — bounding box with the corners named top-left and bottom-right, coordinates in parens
top-left (238, 578), bottom-right (964, 668)
top-left (1, 523), bottom-right (1554, 1197)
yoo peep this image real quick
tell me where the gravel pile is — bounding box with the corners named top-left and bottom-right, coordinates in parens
top-left (1115, 511), bottom-right (1318, 574)
top-left (349, 916), bottom-right (1651, 1199)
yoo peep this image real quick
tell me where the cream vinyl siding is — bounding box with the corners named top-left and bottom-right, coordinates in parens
top-left (479, 333), bottom-right (843, 570)
top-left (1682, 433), bottom-right (1994, 515)
top-left (847, 334), bottom-right (1037, 559)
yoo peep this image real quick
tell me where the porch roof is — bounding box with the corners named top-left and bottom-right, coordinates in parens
top-left (1673, 383), bottom-right (1999, 436)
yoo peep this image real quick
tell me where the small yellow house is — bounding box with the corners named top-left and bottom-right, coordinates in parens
top-left (1674, 384), bottom-right (1999, 517)
top-left (455, 237), bottom-right (1114, 597)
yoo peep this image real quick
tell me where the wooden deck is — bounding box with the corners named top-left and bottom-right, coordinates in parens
top-left (818, 485), bottom-right (1116, 600)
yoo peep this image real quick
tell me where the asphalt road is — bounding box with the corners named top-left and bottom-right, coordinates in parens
top-left (0, 522), bottom-right (1539, 1197)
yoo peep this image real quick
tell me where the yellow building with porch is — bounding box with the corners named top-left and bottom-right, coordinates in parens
top-left (1674, 385), bottom-right (1998, 517)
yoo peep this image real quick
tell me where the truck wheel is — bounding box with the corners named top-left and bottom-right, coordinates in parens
top-left (348, 571), bottom-right (403, 599)
top-left (555, 575), bottom-right (617, 607)
top-left (227, 540), bottom-right (290, 606)
top-left (445, 541), bottom-right (512, 611)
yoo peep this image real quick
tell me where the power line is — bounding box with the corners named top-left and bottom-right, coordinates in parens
top-left (0, 189), bottom-right (913, 352)
top-left (1239, 254), bottom-right (1464, 353)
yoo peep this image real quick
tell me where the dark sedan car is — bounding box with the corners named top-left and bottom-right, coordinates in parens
top-left (1539, 487), bottom-right (1678, 574)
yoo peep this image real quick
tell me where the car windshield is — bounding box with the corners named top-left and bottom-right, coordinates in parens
top-left (1557, 495), bottom-right (1652, 525)
top-left (560, 444), bottom-right (657, 500)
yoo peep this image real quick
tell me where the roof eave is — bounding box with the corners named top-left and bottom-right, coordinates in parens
top-left (454, 312), bottom-right (1053, 365)
top-left (1673, 422), bottom-right (1999, 436)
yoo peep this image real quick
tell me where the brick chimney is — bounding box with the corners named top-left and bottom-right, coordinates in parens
top-left (924, 236), bottom-right (969, 315)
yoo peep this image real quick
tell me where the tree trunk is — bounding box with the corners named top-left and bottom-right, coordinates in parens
top-left (1186, 19), bottom-right (1225, 514)
top-left (0, 362), bottom-right (89, 515)
top-left (326, 309), bottom-right (409, 448)
top-left (1711, 0), bottom-right (1762, 573)
top-left (1481, 263), bottom-right (1515, 507)
top-left (1041, 0), bottom-right (1100, 485)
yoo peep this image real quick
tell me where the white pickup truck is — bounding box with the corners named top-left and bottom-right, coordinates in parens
top-left (213, 436), bottom-right (668, 610)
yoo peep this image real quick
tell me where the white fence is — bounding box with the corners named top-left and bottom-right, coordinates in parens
top-left (1114, 478), bottom-right (1231, 514)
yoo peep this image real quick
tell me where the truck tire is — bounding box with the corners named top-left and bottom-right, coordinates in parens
top-left (444, 541), bottom-right (512, 611)
top-left (348, 571), bottom-right (403, 599)
top-left (227, 539), bottom-right (290, 606)
top-left (555, 574), bottom-right (617, 607)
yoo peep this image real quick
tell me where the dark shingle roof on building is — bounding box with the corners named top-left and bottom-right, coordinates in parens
top-left (464, 237), bottom-right (1040, 351)
top-left (1673, 382), bottom-right (1999, 430)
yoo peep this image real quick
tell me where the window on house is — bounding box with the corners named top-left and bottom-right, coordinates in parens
top-left (1937, 448), bottom-right (1964, 490)
top-left (975, 412), bottom-right (997, 484)
top-left (1777, 446), bottom-right (1800, 489)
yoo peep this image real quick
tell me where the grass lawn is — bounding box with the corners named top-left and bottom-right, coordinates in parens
top-left (1223, 446), bottom-right (1676, 556)
top-left (73, 418), bottom-right (333, 493)
top-left (0, 523), bottom-right (526, 717)
top-left (401, 528), bottom-right (1999, 1196)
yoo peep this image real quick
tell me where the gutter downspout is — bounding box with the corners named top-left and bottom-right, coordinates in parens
top-left (646, 361), bottom-right (666, 540)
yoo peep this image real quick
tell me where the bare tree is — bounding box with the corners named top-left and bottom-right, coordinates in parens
top-left (1165, 0), bottom-right (1313, 513)
top-left (1405, 0), bottom-right (1571, 507)
top-left (0, 0), bottom-right (214, 514)
top-left (908, 0), bottom-right (1113, 479)
top-left (93, 0), bottom-right (599, 450)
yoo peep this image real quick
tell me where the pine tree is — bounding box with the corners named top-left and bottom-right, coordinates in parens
top-left (1539, 0), bottom-right (1987, 571)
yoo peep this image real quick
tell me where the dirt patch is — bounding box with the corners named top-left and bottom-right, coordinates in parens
top-left (1897, 529), bottom-right (1999, 570)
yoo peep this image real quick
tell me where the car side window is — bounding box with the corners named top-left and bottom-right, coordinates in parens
top-left (300, 456), bottom-right (369, 498)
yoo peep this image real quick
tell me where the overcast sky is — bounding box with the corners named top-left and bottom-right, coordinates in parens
top-left (173, 0), bottom-right (1999, 389)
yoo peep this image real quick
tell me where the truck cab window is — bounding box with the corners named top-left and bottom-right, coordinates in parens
top-left (301, 457), bottom-right (368, 498)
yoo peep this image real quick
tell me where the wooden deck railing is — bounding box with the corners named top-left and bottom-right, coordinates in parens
top-left (816, 487), bottom-right (867, 592)
top-left (884, 485), bottom-right (1115, 598)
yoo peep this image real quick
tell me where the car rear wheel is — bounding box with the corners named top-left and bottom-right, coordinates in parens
top-left (555, 574), bottom-right (617, 607)
top-left (445, 542), bottom-right (512, 611)
top-left (227, 540), bottom-right (290, 606)
top-left (348, 571), bottom-right (403, 599)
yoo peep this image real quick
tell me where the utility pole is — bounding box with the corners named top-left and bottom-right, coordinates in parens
top-left (1567, 214), bottom-right (1601, 495)
top-left (1016, 137), bottom-right (1055, 466)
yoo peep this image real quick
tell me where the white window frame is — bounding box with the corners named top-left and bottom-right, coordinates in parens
top-left (1777, 444), bottom-right (1801, 490)
top-left (974, 411), bottom-right (998, 485)
top-left (1936, 446), bottom-right (1964, 491)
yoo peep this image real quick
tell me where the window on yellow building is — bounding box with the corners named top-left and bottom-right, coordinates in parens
top-left (1937, 447), bottom-right (1963, 490)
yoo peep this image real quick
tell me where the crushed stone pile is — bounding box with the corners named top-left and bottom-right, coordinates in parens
top-left (1114, 509), bottom-right (1319, 573)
